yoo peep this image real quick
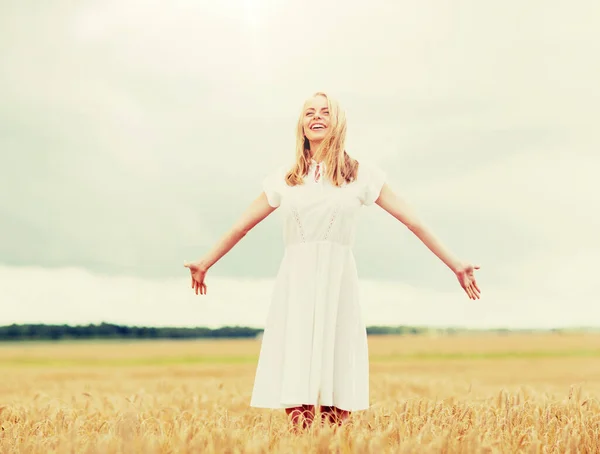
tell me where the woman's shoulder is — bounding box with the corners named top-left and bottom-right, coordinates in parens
top-left (352, 157), bottom-right (387, 205)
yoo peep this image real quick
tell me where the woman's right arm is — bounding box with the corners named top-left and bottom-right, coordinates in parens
top-left (184, 191), bottom-right (276, 295)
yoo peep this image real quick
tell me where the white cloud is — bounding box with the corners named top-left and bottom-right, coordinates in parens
top-left (410, 148), bottom-right (600, 249)
top-left (1, 0), bottom-right (599, 324)
top-left (1, 265), bottom-right (596, 329)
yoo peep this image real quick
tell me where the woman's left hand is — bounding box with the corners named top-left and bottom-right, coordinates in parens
top-left (454, 262), bottom-right (481, 300)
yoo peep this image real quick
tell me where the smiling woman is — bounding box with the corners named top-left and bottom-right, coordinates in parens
top-left (184, 91), bottom-right (481, 432)
top-left (284, 93), bottom-right (357, 188)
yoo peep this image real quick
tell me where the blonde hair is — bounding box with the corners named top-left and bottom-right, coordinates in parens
top-left (285, 92), bottom-right (359, 187)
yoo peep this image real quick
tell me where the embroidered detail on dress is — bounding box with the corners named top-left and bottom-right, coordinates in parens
top-left (323, 205), bottom-right (340, 241)
top-left (291, 206), bottom-right (306, 242)
top-left (314, 163), bottom-right (322, 183)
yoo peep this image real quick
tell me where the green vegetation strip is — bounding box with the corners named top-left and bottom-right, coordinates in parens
top-left (0, 355), bottom-right (258, 367)
top-left (372, 349), bottom-right (600, 361)
top-left (1, 350), bottom-right (599, 367)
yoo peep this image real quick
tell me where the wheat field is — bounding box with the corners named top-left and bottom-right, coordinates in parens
top-left (1, 333), bottom-right (599, 453)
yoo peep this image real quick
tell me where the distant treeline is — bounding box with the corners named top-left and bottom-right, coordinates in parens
top-left (0, 323), bottom-right (594, 342)
top-left (0, 323), bottom-right (260, 341)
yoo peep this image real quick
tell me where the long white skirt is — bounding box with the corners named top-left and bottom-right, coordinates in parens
top-left (249, 241), bottom-right (370, 412)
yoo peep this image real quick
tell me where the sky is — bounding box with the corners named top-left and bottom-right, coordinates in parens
top-left (1, 0), bottom-right (599, 329)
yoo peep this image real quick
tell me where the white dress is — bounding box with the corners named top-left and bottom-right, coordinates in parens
top-left (249, 158), bottom-right (386, 412)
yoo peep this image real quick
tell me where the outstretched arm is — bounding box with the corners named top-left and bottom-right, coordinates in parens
top-left (184, 191), bottom-right (276, 295)
top-left (375, 183), bottom-right (481, 300)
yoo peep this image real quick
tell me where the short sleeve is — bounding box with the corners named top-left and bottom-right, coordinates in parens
top-left (358, 160), bottom-right (386, 206)
top-left (262, 165), bottom-right (287, 208)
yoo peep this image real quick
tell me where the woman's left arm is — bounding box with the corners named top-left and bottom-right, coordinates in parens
top-left (375, 183), bottom-right (481, 300)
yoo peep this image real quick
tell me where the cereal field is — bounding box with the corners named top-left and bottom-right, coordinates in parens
top-left (1, 333), bottom-right (599, 453)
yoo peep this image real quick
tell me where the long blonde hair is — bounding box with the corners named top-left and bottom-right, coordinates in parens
top-left (285, 92), bottom-right (359, 187)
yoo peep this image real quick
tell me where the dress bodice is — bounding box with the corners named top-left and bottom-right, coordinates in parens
top-left (262, 159), bottom-right (386, 248)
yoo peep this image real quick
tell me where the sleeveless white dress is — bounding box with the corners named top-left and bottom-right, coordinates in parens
top-left (249, 158), bottom-right (386, 412)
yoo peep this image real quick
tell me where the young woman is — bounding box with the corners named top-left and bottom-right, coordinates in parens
top-left (184, 92), bottom-right (481, 431)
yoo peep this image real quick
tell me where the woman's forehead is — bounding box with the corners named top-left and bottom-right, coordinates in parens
top-left (304, 95), bottom-right (328, 110)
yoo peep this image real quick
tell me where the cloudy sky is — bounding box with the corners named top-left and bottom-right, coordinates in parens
top-left (1, 1), bottom-right (599, 329)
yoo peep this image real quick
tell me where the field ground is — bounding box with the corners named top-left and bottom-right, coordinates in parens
top-left (1, 333), bottom-right (599, 453)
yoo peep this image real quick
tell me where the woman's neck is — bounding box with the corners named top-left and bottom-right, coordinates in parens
top-left (308, 141), bottom-right (324, 162)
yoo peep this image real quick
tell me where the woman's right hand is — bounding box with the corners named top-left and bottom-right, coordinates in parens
top-left (182, 192), bottom-right (276, 297)
top-left (183, 260), bottom-right (208, 295)
top-left (454, 262), bottom-right (481, 300)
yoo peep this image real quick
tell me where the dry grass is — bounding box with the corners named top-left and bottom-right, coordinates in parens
top-left (1, 333), bottom-right (599, 453)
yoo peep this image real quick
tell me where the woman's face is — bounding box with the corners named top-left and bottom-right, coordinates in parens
top-left (302, 95), bottom-right (330, 144)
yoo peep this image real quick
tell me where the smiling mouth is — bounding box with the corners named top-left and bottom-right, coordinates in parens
top-left (310, 124), bottom-right (327, 130)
